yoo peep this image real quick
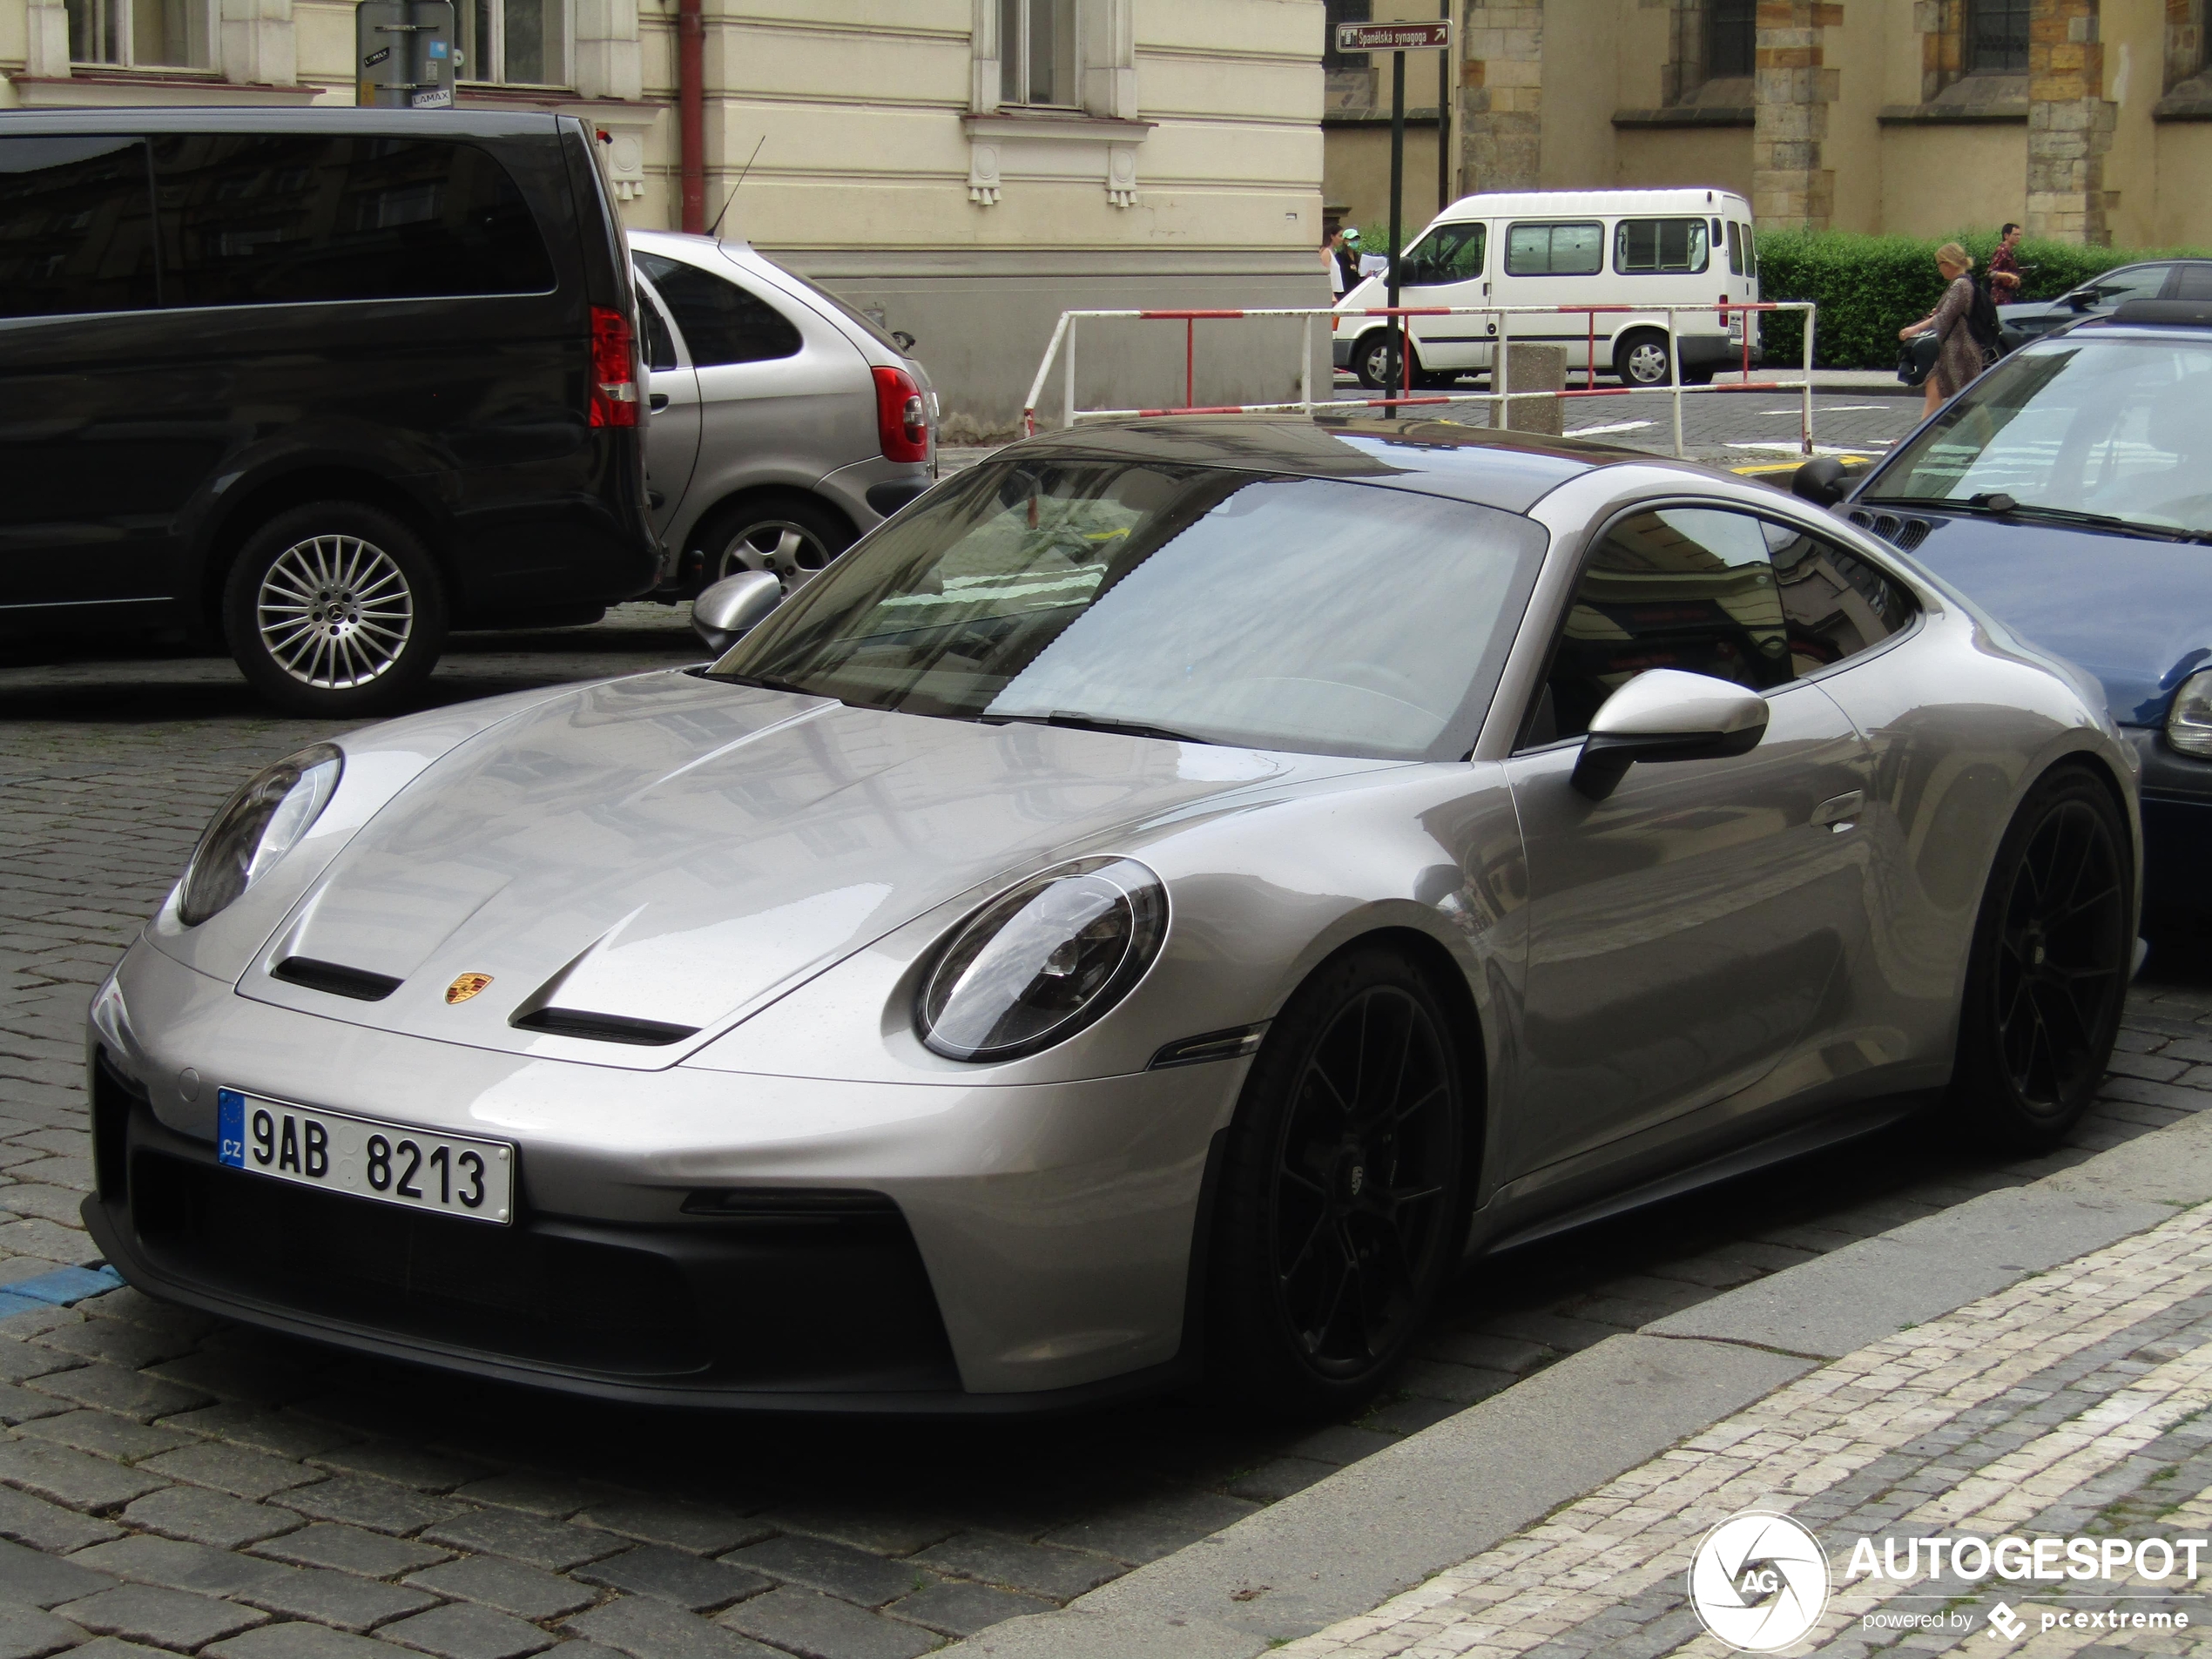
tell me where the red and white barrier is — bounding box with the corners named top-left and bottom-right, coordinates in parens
top-left (1018, 300), bottom-right (1820, 459)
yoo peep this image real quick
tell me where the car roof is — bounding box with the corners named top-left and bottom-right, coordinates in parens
top-left (0, 108), bottom-right (570, 138)
top-left (1006, 415), bottom-right (1698, 515)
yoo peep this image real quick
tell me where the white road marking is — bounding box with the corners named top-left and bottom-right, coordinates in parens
top-left (1565, 420), bottom-right (1654, 436)
top-left (1726, 442), bottom-right (1890, 455)
top-left (1760, 404), bottom-right (1890, 414)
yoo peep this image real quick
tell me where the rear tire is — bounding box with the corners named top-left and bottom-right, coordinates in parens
top-left (1615, 329), bottom-right (1673, 388)
top-left (221, 501), bottom-right (447, 718)
top-left (1207, 948), bottom-right (1470, 1419)
top-left (1949, 767), bottom-right (2131, 1150)
top-left (691, 493), bottom-right (853, 597)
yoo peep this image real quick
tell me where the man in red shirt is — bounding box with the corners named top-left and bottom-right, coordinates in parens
top-left (1989, 222), bottom-right (2024, 298)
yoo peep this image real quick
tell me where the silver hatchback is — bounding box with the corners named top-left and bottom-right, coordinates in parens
top-left (630, 231), bottom-right (938, 596)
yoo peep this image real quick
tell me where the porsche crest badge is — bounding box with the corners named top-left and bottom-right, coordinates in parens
top-left (445, 974), bottom-right (494, 1006)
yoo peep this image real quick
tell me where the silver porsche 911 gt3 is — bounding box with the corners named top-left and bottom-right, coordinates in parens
top-left (84, 417), bottom-right (2141, 1416)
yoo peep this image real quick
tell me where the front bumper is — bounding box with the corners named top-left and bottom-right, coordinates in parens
top-left (2124, 727), bottom-right (2212, 919)
top-left (1332, 338), bottom-right (1354, 370)
top-left (88, 938), bottom-right (1243, 1410)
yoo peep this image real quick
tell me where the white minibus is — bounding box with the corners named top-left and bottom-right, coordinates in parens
top-left (1332, 186), bottom-right (1761, 391)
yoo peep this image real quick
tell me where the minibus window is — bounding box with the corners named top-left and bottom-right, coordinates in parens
top-left (1726, 221), bottom-right (1743, 276)
top-left (1505, 222), bottom-right (1602, 277)
top-left (1615, 217), bottom-right (1710, 275)
top-left (1401, 221), bottom-right (1485, 286)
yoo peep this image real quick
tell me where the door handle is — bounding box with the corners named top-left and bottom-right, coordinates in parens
top-left (1813, 790), bottom-right (1865, 831)
top-left (649, 393), bottom-right (670, 413)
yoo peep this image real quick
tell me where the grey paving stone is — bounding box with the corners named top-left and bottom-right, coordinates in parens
top-left (419, 1513), bottom-right (618, 1574)
top-left (883, 1578), bottom-right (1049, 1638)
top-left (206, 1623), bottom-right (415, 1659)
top-left (55, 1583), bottom-right (269, 1650)
top-left (401, 1558), bottom-right (594, 1622)
top-left (0, 1601), bottom-right (86, 1659)
top-left (752, 1513), bottom-right (952, 1560)
top-left (142, 1355), bottom-right (319, 1412)
top-left (34, 1320), bottom-right (199, 1372)
top-left (157, 1410), bottom-right (354, 1464)
top-left (573, 1548), bottom-right (768, 1615)
top-left (0, 1439), bottom-right (165, 1514)
top-left (910, 1534), bottom-right (1122, 1602)
top-left (720, 1536), bottom-right (922, 1610)
top-left (252, 1527), bottom-right (452, 1581)
top-left (1283, 1424), bottom-right (1397, 1467)
top-left (1224, 1456), bottom-right (1338, 1503)
top-left (64, 1640), bottom-right (171, 1659)
top-left (0, 1486), bottom-right (121, 1552)
top-left (239, 1571), bottom-right (439, 1635)
top-left (138, 1442), bottom-right (320, 1502)
top-left (0, 1535), bottom-right (115, 1607)
top-left (442, 1476), bottom-right (602, 1520)
top-left (376, 1605), bottom-right (552, 1659)
top-left (122, 1484), bottom-right (303, 1548)
top-left (0, 1341), bottom-right (84, 1386)
top-left (27, 1366), bottom-right (211, 1426)
top-left (308, 1448), bottom-right (485, 1498)
top-left (575, 1503), bottom-right (765, 1559)
top-left (0, 1386), bottom-right (75, 1428)
top-left (563, 1598), bottom-right (782, 1659)
top-left (70, 1535), bottom-right (293, 1597)
top-left (717, 1588), bottom-right (939, 1659)
top-left (280, 1481), bottom-right (461, 1539)
top-left (18, 1413), bottom-right (192, 1463)
top-left (1358, 1395), bottom-right (1462, 1436)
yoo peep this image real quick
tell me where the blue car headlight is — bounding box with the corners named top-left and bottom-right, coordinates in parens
top-left (918, 858), bottom-right (1167, 1062)
top-left (176, 745), bottom-right (343, 927)
top-left (2168, 669), bottom-right (2212, 760)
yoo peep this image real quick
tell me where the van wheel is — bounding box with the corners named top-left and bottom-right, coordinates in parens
top-left (1354, 331), bottom-right (1407, 392)
top-left (1615, 330), bottom-right (1674, 388)
top-left (222, 502), bottom-right (447, 718)
top-left (694, 495), bottom-right (853, 596)
top-left (1207, 948), bottom-right (1469, 1418)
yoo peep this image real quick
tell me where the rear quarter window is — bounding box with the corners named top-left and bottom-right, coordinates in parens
top-left (0, 135), bottom-right (160, 318)
top-left (1615, 217), bottom-right (1710, 274)
top-left (151, 133), bottom-right (555, 307)
top-left (634, 251), bottom-right (801, 366)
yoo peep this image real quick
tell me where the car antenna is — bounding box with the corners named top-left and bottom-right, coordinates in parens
top-left (708, 137), bottom-right (765, 242)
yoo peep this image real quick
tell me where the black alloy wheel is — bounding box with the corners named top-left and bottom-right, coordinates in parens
top-left (1952, 767), bottom-right (2130, 1149)
top-left (1211, 948), bottom-right (1467, 1415)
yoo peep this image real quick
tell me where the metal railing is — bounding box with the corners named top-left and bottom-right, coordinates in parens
top-left (1019, 301), bottom-right (1820, 458)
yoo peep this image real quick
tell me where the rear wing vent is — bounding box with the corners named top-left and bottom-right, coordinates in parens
top-left (510, 1008), bottom-right (700, 1046)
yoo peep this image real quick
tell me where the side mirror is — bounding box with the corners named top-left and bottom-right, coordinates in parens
top-left (892, 330), bottom-right (917, 352)
top-left (1570, 669), bottom-right (1770, 800)
top-left (1791, 456), bottom-right (1849, 508)
top-left (2067, 289), bottom-right (2097, 312)
top-left (692, 570), bottom-right (782, 655)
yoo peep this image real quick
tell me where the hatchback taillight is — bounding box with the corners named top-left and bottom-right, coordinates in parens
top-left (873, 365), bottom-right (927, 463)
top-left (590, 306), bottom-right (638, 428)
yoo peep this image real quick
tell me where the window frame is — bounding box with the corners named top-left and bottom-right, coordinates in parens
top-left (1965, 0), bottom-right (2030, 73)
top-left (633, 249), bottom-right (805, 368)
top-left (1612, 216), bottom-right (1712, 277)
top-left (1512, 498), bottom-right (1926, 755)
top-left (999, 0), bottom-right (1079, 108)
top-left (1401, 220), bottom-right (1486, 287)
top-left (459, 0), bottom-right (572, 88)
top-left (1503, 220), bottom-right (1605, 278)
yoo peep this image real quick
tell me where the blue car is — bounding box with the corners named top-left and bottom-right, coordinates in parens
top-left (1800, 299), bottom-right (2212, 922)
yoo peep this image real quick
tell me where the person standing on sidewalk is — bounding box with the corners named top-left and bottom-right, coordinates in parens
top-left (1325, 227), bottom-right (1362, 299)
top-left (1988, 221), bottom-right (2024, 299)
top-left (1899, 243), bottom-right (1986, 416)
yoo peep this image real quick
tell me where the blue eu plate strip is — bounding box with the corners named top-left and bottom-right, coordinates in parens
top-left (217, 1088), bottom-right (246, 1170)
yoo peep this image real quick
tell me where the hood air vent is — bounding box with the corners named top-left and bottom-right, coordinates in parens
top-left (1848, 509), bottom-right (1932, 553)
top-left (271, 957), bottom-right (402, 1002)
top-left (510, 1008), bottom-right (701, 1046)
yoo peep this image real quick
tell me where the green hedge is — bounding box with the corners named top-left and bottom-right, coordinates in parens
top-left (1756, 229), bottom-right (2212, 368)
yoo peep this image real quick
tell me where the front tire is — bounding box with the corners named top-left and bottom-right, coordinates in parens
top-left (1354, 331), bottom-right (1406, 393)
top-left (1208, 948), bottom-right (1469, 1418)
top-left (221, 502), bottom-right (447, 718)
top-left (1950, 767), bottom-right (2131, 1150)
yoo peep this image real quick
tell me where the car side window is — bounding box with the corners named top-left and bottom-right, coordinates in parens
top-left (0, 135), bottom-right (160, 318)
top-left (633, 252), bottom-right (801, 367)
top-left (2171, 265), bottom-right (2212, 301)
top-left (149, 133), bottom-right (554, 307)
top-left (636, 282), bottom-right (678, 372)
top-left (1402, 222), bottom-right (1484, 286)
top-left (1614, 217), bottom-right (1709, 275)
top-left (1526, 507), bottom-right (1915, 746)
top-left (2086, 264), bottom-right (2169, 308)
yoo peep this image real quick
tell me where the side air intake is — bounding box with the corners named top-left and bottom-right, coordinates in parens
top-left (271, 958), bottom-right (402, 1002)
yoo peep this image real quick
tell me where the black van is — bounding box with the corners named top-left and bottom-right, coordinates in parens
top-left (0, 110), bottom-right (657, 715)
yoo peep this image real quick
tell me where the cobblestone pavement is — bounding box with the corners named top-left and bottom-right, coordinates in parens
top-left (1283, 1185), bottom-right (2212, 1656)
top-left (2, 610), bottom-right (2207, 1659)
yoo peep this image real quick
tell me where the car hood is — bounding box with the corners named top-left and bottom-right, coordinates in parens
top-left (1870, 507), bottom-right (2212, 725)
top-left (238, 671), bottom-right (1346, 1067)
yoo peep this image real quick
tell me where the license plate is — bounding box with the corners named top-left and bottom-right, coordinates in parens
top-left (216, 1089), bottom-right (515, 1224)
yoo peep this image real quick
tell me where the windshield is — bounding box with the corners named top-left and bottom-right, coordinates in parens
top-left (1871, 335), bottom-right (2212, 535)
top-left (707, 458), bottom-right (1548, 760)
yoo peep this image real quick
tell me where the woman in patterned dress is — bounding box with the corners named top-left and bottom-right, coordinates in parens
top-left (1899, 243), bottom-right (1986, 417)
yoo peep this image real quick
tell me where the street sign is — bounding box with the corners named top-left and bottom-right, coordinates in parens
top-left (355, 0), bottom-right (456, 108)
top-left (1335, 20), bottom-right (1451, 51)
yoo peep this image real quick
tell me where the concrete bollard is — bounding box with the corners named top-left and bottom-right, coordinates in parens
top-left (1494, 344), bottom-right (1567, 436)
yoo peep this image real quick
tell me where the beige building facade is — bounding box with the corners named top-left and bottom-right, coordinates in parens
top-left (1, 1), bottom-right (1331, 432)
top-left (1324, 0), bottom-right (2211, 248)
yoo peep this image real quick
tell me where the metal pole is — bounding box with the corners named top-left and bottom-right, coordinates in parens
top-left (1186, 316), bottom-right (1195, 411)
top-left (1496, 306), bottom-right (1509, 429)
top-left (1668, 307), bottom-right (1684, 459)
top-left (1438, 0), bottom-right (1451, 212)
top-left (1802, 304), bottom-right (1816, 455)
top-left (1301, 313), bottom-right (1314, 413)
top-left (1387, 46), bottom-right (1406, 388)
top-left (1064, 315), bottom-right (1076, 429)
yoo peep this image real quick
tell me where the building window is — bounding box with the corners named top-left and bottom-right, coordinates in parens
top-left (1000, 0), bottom-right (1076, 105)
top-left (462, 0), bottom-right (568, 85)
top-left (1325, 0), bottom-right (1372, 69)
top-left (66, 0), bottom-right (211, 67)
top-left (1708, 0), bottom-right (1755, 78)
top-left (1967, 0), bottom-right (2029, 71)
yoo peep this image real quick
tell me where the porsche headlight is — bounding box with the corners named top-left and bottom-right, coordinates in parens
top-left (2169, 669), bottom-right (2212, 759)
top-left (919, 858), bottom-right (1167, 1062)
top-left (176, 745), bottom-right (343, 927)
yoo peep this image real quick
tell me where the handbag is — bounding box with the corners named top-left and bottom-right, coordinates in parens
top-left (1897, 331), bottom-right (1941, 387)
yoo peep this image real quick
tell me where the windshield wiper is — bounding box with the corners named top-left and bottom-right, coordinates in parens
top-left (983, 711), bottom-right (1212, 745)
top-left (711, 670), bottom-right (837, 698)
top-left (1863, 492), bottom-right (2209, 543)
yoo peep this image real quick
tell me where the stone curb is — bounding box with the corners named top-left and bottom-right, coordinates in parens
top-left (945, 1107), bottom-right (2212, 1658)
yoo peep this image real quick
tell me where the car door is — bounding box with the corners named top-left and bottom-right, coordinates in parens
top-left (633, 273), bottom-right (700, 543)
top-left (1493, 219), bottom-right (1607, 372)
top-left (1501, 504), bottom-right (1876, 1184)
top-left (1400, 221), bottom-right (1492, 373)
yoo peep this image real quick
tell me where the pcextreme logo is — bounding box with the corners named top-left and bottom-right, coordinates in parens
top-left (1688, 1511), bottom-right (1830, 1652)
